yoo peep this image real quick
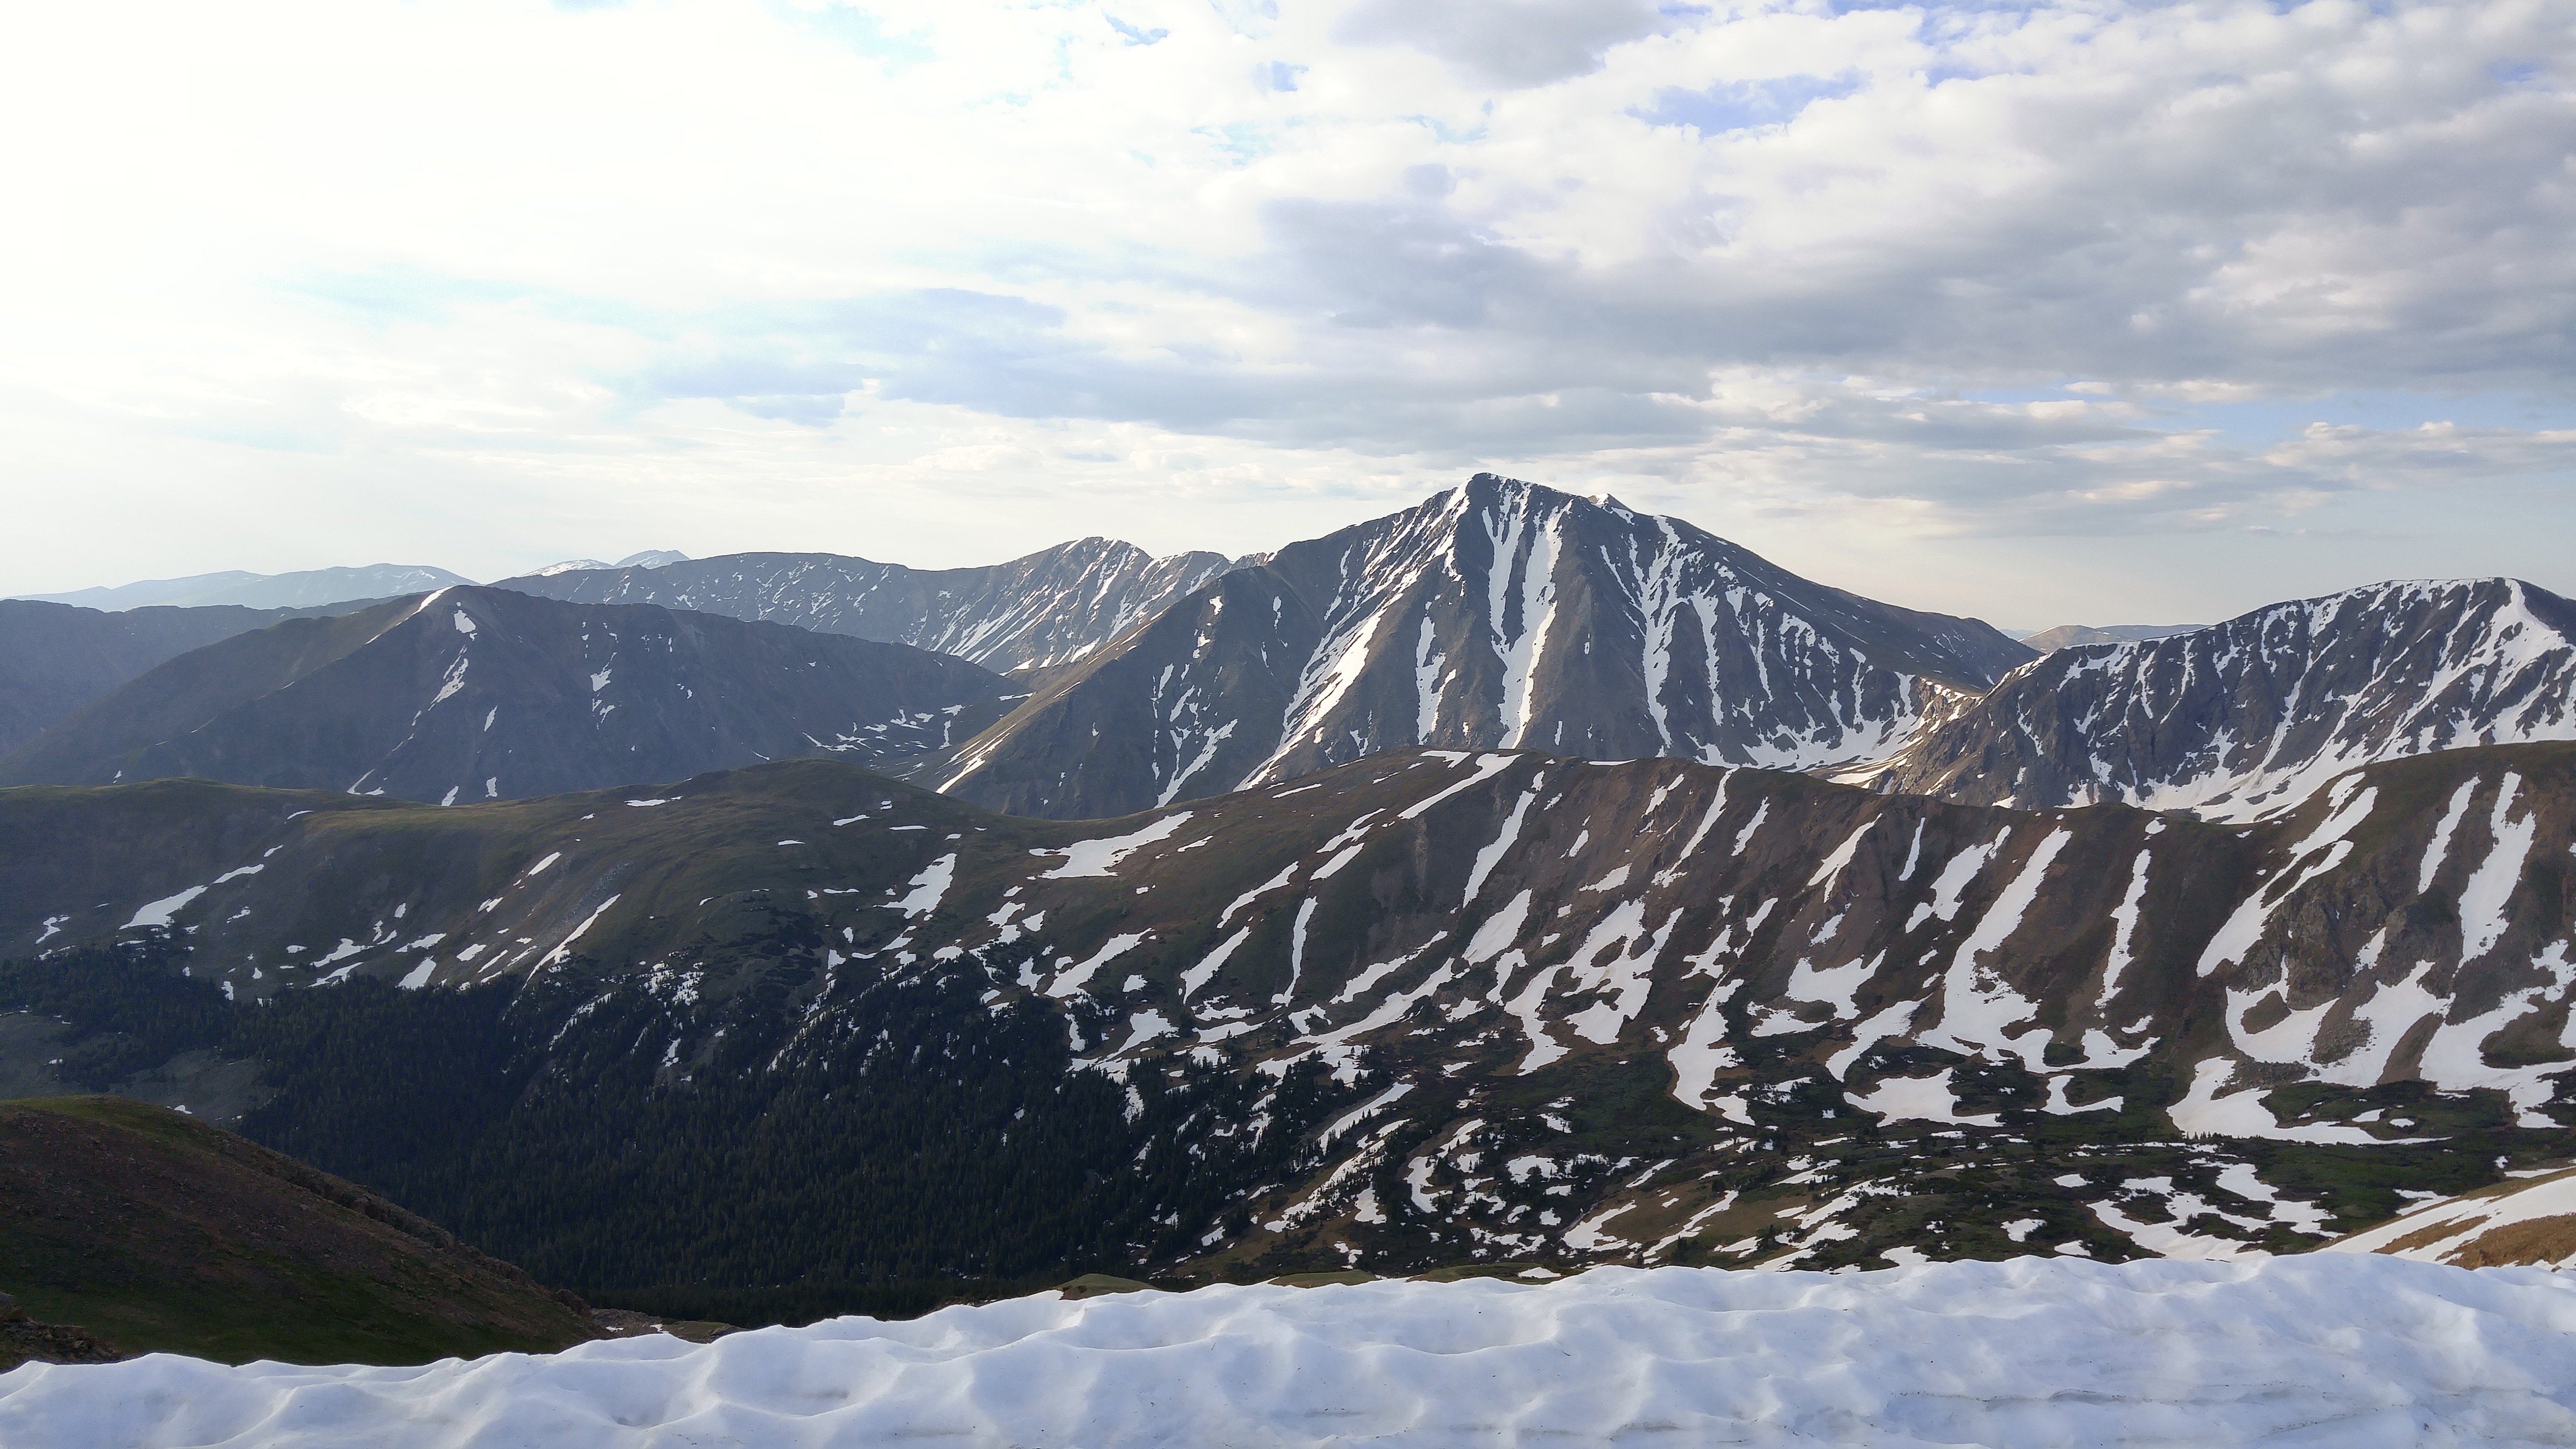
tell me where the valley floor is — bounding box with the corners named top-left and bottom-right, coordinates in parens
top-left (8, 1256), bottom-right (2576, 1448)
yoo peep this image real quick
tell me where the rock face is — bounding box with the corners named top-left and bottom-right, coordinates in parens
top-left (0, 1314), bottom-right (127, 1372)
top-left (0, 587), bottom-right (1010, 803)
top-left (0, 599), bottom-right (390, 755)
top-left (1854, 579), bottom-right (2576, 820)
top-left (9, 742), bottom-right (2568, 1279)
top-left (935, 476), bottom-right (2034, 819)
top-left (495, 538), bottom-right (1239, 677)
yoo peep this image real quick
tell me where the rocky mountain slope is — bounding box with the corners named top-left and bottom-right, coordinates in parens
top-left (0, 1095), bottom-right (595, 1366)
top-left (934, 476), bottom-right (2035, 819)
top-left (0, 586), bottom-right (1010, 803)
top-left (1854, 579), bottom-right (2576, 820)
top-left (20, 564), bottom-right (473, 612)
top-left (5, 741), bottom-right (2568, 1295)
top-left (496, 538), bottom-right (1237, 677)
top-left (0, 597), bottom-right (394, 755)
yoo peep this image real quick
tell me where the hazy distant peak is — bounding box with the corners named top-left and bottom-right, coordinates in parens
top-left (16, 564), bottom-right (474, 612)
top-left (2020, 622), bottom-right (2205, 652)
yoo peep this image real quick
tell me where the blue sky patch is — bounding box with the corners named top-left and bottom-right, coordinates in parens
top-left (1634, 73), bottom-right (1862, 133)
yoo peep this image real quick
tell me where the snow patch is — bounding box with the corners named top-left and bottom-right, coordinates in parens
top-left (1037, 814), bottom-right (1192, 878)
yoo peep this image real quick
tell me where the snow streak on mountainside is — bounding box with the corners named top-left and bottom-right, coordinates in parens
top-left (16, 742), bottom-right (2572, 1272)
top-left (0, 587), bottom-right (1008, 803)
top-left (497, 539), bottom-right (1238, 676)
top-left (937, 476), bottom-right (2035, 819)
top-left (1857, 579), bottom-right (2576, 821)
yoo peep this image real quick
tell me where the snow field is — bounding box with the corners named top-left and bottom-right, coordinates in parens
top-left (11, 1256), bottom-right (2576, 1448)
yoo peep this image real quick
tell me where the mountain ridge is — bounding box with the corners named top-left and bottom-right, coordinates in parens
top-left (0, 586), bottom-right (1012, 802)
top-left (495, 537), bottom-right (1240, 677)
top-left (1853, 577), bottom-right (2576, 820)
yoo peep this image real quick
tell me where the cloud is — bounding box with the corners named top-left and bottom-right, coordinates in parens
top-left (1, 0), bottom-right (2571, 619)
top-left (1336, 0), bottom-right (1667, 87)
top-left (785, 2), bottom-right (934, 64)
top-left (2266, 421), bottom-right (2576, 483)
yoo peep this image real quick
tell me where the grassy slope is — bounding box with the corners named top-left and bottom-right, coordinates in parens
top-left (0, 1096), bottom-right (594, 1366)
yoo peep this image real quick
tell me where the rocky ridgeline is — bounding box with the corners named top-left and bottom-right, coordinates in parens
top-left (1856, 578), bottom-right (2576, 821)
top-left (497, 538), bottom-right (1238, 677)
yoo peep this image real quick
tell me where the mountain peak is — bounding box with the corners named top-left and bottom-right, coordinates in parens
top-left (935, 477), bottom-right (2036, 818)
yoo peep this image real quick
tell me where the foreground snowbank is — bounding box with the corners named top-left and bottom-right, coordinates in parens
top-left (9, 1256), bottom-right (2576, 1448)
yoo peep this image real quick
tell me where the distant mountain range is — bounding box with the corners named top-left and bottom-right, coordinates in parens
top-left (8, 483), bottom-right (2562, 828)
top-left (2018, 622), bottom-right (2203, 652)
top-left (13, 552), bottom-right (688, 611)
top-left (16, 564), bottom-right (473, 612)
top-left (497, 538), bottom-right (1239, 677)
top-left (0, 586), bottom-right (1010, 802)
top-left (524, 550), bottom-right (690, 577)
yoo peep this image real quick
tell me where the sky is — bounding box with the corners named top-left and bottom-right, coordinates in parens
top-left (2, 0), bottom-right (2571, 628)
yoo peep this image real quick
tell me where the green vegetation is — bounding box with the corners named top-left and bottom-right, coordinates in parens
top-left (0, 1095), bottom-right (592, 1366)
top-left (0, 940), bottom-right (1360, 1328)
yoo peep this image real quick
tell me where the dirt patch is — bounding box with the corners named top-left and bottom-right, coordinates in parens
top-left (2435, 1214), bottom-right (2576, 1269)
